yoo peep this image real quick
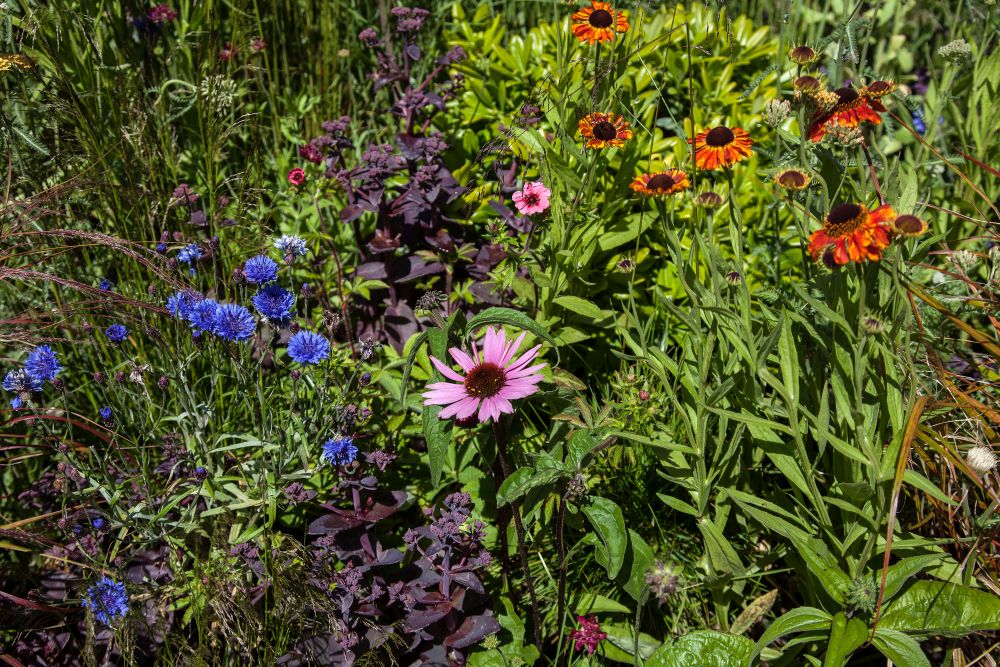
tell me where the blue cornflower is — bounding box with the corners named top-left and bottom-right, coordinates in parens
top-left (177, 243), bottom-right (202, 276)
top-left (3, 369), bottom-right (43, 409)
top-left (99, 279), bottom-right (113, 291)
top-left (252, 284), bottom-right (295, 325)
top-left (166, 290), bottom-right (201, 320)
top-left (99, 406), bottom-right (113, 421)
top-left (156, 242), bottom-right (168, 254)
top-left (322, 436), bottom-right (357, 465)
top-left (105, 324), bottom-right (128, 344)
top-left (186, 299), bottom-right (219, 332)
top-left (286, 331), bottom-right (330, 364)
top-left (243, 255), bottom-right (279, 284)
top-left (911, 109), bottom-right (926, 135)
top-left (273, 235), bottom-right (308, 261)
top-left (213, 304), bottom-right (256, 341)
top-left (92, 518), bottom-right (106, 530)
top-left (82, 576), bottom-right (129, 625)
top-left (25, 345), bottom-right (62, 382)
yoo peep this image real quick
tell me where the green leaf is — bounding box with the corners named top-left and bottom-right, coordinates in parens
top-left (552, 295), bottom-right (606, 321)
top-left (582, 496), bottom-right (627, 579)
top-left (902, 470), bottom-right (958, 506)
top-left (880, 580), bottom-right (1000, 636)
top-left (423, 404), bottom-right (451, 489)
top-left (751, 607), bottom-right (832, 661)
top-left (496, 465), bottom-right (563, 506)
top-left (574, 593), bottom-right (631, 615)
top-left (881, 554), bottom-right (944, 603)
top-left (822, 612), bottom-right (868, 667)
top-left (789, 536), bottom-right (850, 605)
top-left (778, 314), bottom-right (800, 404)
top-left (871, 628), bottom-right (931, 667)
top-left (602, 624), bottom-right (661, 660)
top-left (647, 630), bottom-right (754, 667)
top-left (464, 307), bottom-right (558, 359)
top-left (697, 516), bottom-right (746, 576)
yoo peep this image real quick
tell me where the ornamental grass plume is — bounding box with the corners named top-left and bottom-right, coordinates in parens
top-left (422, 327), bottom-right (545, 423)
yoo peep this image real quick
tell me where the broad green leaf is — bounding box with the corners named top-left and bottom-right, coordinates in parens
top-left (423, 404), bottom-right (451, 488)
top-left (574, 593), bottom-right (631, 615)
top-left (602, 623), bottom-right (661, 660)
top-left (822, 612), bottom-right (868, 667)
top-left (752, 607), bottom-right (832, 661)
top-left (871, 628), bottom-right (931, 667)
top-left (552, 295), bottom-right (606, 321)
top-left (881, 554), bottom-right (944, 603)
top-left (647, 630), bottom-right (754, 667)
top-left (582, 496), bottom-right (627, 578)
top-left (497, 466), bottom-right (562, 506)
top-left (880, 580), bottom-right (1000, 636)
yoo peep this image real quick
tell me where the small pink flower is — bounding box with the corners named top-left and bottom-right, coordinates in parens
top-left (569, 615), bottom-right (606, 655)
top-left (251, 37), bottom-right (267, 53)
top-left (219, 42), bottom-right (237, 62)
top-left (422, 327), bottom-right (545, 423)
top-left (512, 181), bottom-right (551, 216)
top-left (287, 168), bottom-right (306, 187)
top-left (147, 4), bottom-right (177, 23)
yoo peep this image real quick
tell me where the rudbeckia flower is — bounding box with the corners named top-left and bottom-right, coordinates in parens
top-left (808, 202), bottom-right (896, 266)
top-left (578, 112), bottom-right (633, 149)
top-left (629, 169), bottom-right (691, 197)
top-left (571, 2), bottom-right (628, 45)
top-left (692, 126), bottom-right (753, 170)
top-left (422, 327), bottom-right (545, 424)
top-left (807, 82), bottom-right (895, 143)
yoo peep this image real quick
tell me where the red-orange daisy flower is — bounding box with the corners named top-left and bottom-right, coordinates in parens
top-left (807, 82), bottom-right (894, 143)
top-left (808, 202), bottom-right (896, 266)
top-left (630, 169), bottom-right (691, 197)
top-left (691, 126), bottom-right (753, 170)
top-left (578, 112), bottom-right (633, 149)
top-left (571, 2), bottom-right (629, 44)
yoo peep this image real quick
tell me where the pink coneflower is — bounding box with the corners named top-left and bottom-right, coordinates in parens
top-left (422, 327), bottom-right (545, 423)
top-left (569, 615), bottom-right (606, 655)
top-left (287, 168), bottom-right (306, 187)
top-left (512, 181), bottom-right (551, 216)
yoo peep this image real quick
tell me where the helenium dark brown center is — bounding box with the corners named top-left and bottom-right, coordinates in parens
top-left (706, 126), bottom-right (735, 146)
top-left (589, 9), bottom-right (613, 28)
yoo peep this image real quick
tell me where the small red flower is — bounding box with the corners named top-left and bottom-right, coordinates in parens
top-left (287, 168), bottom-right (306, 187)
top-left (569, 615), bottom-right (607, 655)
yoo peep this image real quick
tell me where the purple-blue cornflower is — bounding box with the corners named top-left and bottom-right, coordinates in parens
top-left (26, 345), bottom-right (62, 382)
top-left (99, 406), bottom-right (113, 421)
top-left (105, 324), bottom-right (128, 344)
top-left (286, 331), bottom-right (330, 364)
top-left (99, 279), bottom-right (113, 291)
top-left (213, 304), bottom-right (256, 341)
top-left (243, 255), bottom-right (279, 284)
top-left (273, 235), bottom-right (308, 261)
top-left (252, 284), bottom-right (295, 325)
top-left (3, 369), bottom-right (43, 409)
top-left (166, 290), bottom-right (200, 320)
top-left (177, 243), bottom-right (202, 275)
top-left (82, 577), bottom-right (129, 625)
top-left (322, 436), bottom-right (358, 465)
top-left (187, 299), bottom-right (219, 332)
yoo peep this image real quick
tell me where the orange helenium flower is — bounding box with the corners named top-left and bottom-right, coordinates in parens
top-left (808, 202), bottom-right (896, 266)
top-left (571, 2), bottom-right (629, 44)
top-left (807, 82), bottom-right (894, 143)
top-left (630, 169), bottom-right (690, 197)
top-left (579, 112), bottom-right (633, 149)
top-left (692, 126), bottom-right (753, 170)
